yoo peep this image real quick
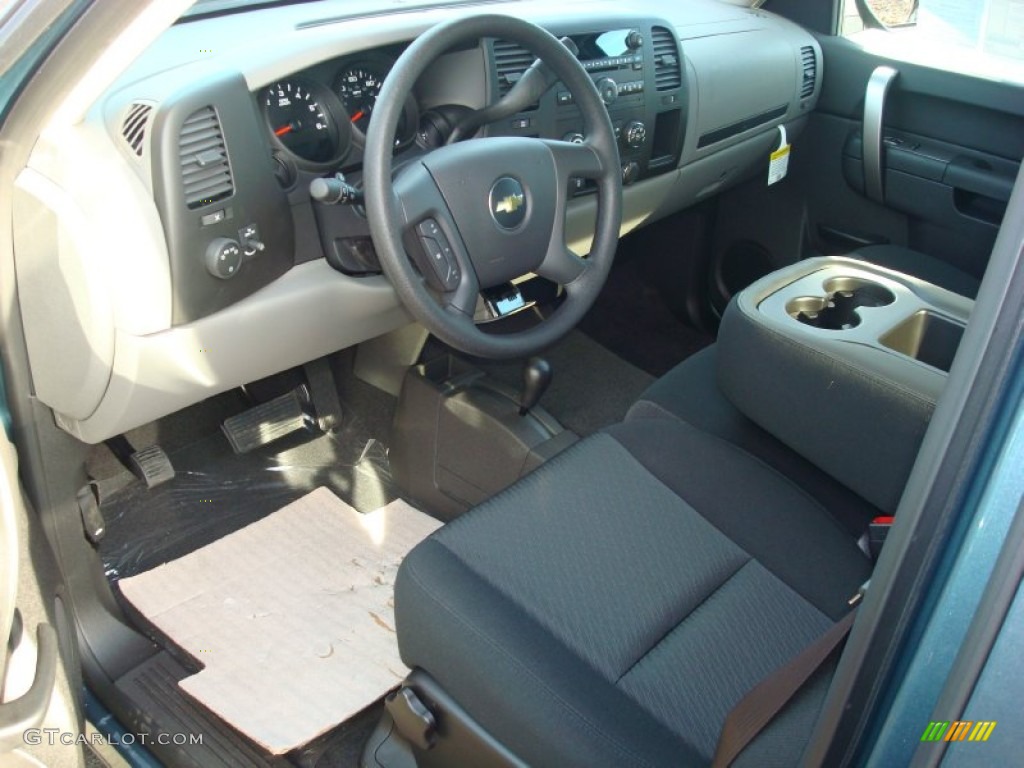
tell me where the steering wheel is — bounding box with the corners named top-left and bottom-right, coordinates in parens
top-left (363, 14), bottom-right (622, 359)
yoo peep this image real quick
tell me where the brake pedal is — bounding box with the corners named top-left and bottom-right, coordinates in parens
top-left (303, 358), bottom-right (344, 433)
top-left (222, 387), bottom-right (313, 453)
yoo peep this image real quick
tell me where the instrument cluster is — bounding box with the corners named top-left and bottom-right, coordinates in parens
top-left (260, 52), bottom-right (418, 169)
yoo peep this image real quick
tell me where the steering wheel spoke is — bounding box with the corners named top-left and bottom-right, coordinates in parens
top-left (393, 162), bottom-right (478, 301)
top-left (536, 242), bottom-right (587, 286)
top-left (443, 268), bottom-right (480, 318)
top-left (541, 138), bottom-right (604, 187)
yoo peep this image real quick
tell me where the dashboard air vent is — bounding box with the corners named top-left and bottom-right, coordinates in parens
top-left (179, 106), bottom-right (234, 209)
top-left (121, 102), bottom-right (153, 157)
top-left (652, 26), bottom-right (682, 91)
top-left (493, 39), bottom-right (534, 98)
top-left (800, 46), bottom-right (817, 99)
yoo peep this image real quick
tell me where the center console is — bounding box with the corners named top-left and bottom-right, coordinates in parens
top-left (486, 19), bottom-right (686, 189)
top-left (716, 257), bottom-right (973, 513)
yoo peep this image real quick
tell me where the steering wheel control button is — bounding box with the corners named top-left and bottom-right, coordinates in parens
top-left (205, 238), bottom-right (243, 279)
top-left (489, 177), bottom-right (527, 231)
top-left (416, 219), bottom-right (460, 290)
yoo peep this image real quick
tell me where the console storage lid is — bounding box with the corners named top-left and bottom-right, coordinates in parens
top-left (716, 257), bottom-right (972, 513)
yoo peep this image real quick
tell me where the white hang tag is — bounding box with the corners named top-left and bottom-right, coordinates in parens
top-left (768, 124), bottom-right (790, 186)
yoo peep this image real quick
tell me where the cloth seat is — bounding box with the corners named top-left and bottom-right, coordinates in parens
top-left (628, 345), bottom-right (881, 537)
top-left (394, 418), bottom-right (872, 767)
top-left (851, 244), bottom-right (980, 298)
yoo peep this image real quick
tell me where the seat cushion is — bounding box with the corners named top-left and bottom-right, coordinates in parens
top-left (395, 418), bottom-right (871, 767)
top-left (852, 244), bottom-right (980, 298)
top-left (628, 345), bottom-right (881, 537)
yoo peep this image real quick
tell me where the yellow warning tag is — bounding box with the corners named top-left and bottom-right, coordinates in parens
top-left (768, 125), bottom-right (790, 186)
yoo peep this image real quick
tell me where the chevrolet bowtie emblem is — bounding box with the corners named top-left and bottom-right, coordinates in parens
top-left (489, 177), bottom-right (527, 229)
top-left (495, 193), bottom-right (524, 215)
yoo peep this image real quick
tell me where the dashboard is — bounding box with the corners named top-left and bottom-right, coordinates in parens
top-left (12, 0), bottom-right (822, 443)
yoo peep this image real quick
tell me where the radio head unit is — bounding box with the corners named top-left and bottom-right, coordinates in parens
top-left (572, 28), bottom-right (644, 63)
top-left (487, 19), bottom-right (686, 191)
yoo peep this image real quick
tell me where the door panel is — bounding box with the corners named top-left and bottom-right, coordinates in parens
top-left (794, 34), bottom-right (1024, 279)
top-left (0, 428), bottom-right (84, 768)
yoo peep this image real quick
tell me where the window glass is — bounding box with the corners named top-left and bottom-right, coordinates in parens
top-left (840, 0), bottom-right (1024, 84)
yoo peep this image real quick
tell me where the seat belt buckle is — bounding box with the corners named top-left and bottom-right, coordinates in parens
top-left (868, 516), bottom-right (894, 560)
top-left (849, 579), bottom-right (871, 607)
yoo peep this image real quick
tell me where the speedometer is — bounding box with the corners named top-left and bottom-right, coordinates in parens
top-left (334, 57), bottom-right (418, 148)
top-left (335, 66), bottom-right (383, 133)
top-left (262, 79), bottom-right (348, 165)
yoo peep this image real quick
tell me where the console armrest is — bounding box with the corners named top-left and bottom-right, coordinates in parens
top-left (717, 257), bottom-right (972, 513)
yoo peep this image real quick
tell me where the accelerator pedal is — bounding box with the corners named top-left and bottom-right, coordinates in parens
top-left (222, 386), bottom-right (313, 454)
top-left (104, 436), bottom-right (176, 489)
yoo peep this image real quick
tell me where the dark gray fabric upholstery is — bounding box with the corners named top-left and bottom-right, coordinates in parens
top-left (627, 345), bottom-right (881, 537)
top-left (605, 420), bottom-right (871, 619)
top-left (395, 422), bottom-right (871, 767)
top-left (852, 244), bottom-right (980, 298)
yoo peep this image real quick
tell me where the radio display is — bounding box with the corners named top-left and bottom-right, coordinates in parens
top-left (573, 29), bottom-right (634, 61)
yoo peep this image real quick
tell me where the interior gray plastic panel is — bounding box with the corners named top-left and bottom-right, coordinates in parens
top-left (688, 32), bottom-right (799, 141)
top-left (149, 71), bottom-right (294, 325)
top-left (24, 0), bottom-right (825, 440)
top-left (752, 258), bottom-right (971, 399)
top-left (717, 257), bottom-right (974, 511)
top-left (12, 178), bottom-right (114, 422)
top-left (56, 262), bottom-right (411, 444)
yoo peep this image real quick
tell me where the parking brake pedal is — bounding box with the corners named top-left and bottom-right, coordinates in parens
top-left (222, 387), bottom-right (313, 454)
top-left (104, 437), bottom-right (175, 489)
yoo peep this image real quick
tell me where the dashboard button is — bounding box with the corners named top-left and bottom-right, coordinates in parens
top-left (205, 238), bottom-right (242, 279)
top-left (201, 209), bottom-right (226, 226)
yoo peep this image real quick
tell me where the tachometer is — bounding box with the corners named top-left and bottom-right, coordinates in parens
top-left (262, 79), bottom-right (348, 166)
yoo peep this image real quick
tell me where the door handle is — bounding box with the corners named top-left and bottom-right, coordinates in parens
top-left (863, 65), bottom-right (899, 204)
top-left (0, 623), bottom-right (58, 747)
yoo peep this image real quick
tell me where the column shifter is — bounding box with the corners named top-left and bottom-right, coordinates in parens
top-left (519, 357), bottom-right (552, 416)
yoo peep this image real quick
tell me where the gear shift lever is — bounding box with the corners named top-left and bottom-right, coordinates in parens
top-left (519, 357), bottom-right (552, 416)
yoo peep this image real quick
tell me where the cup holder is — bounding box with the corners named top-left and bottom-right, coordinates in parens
top-left (786, 277), bottom-right (896, 331)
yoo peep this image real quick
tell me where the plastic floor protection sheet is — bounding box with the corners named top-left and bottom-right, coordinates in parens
top-left (99, 404), bottom-right (398, 581)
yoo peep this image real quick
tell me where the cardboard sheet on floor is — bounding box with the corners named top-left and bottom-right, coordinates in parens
top-left (118, 486), bottom-right (441, 755)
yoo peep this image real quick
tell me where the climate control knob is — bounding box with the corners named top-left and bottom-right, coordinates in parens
top-left (596, 77), bottom-right (618, 105)
top-left (623, 120), bottom-right (647, 149)
top-left (205, 238), bottom-right (242, 280)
